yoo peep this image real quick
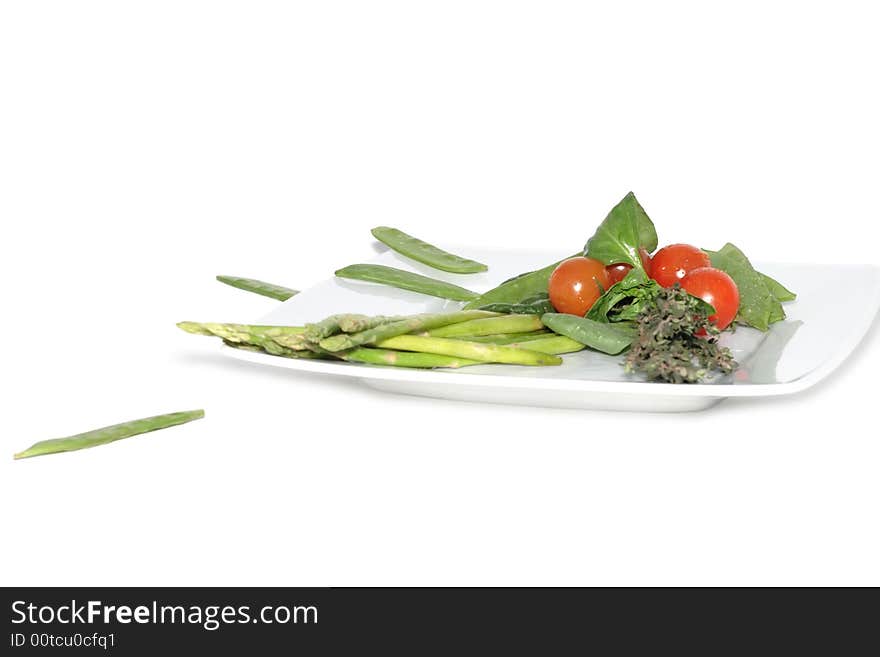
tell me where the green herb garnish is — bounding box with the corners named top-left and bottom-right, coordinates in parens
top-left (624, 285), bottom-right (736, 383)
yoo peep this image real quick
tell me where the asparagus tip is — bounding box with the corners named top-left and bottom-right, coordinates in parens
top-left (177, 321), bottom-right (202, 333)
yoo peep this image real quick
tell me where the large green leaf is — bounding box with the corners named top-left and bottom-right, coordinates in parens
top-left (760, 273), bottom-right (797, 302)
top-left (478, 292), bottom-right (555, 315)
top-left (584, 192), bottom-right (658, 269)
top-left (705, 243), bottom-right (784, 331)
top-left (463, 258), bottom-right (571, 310)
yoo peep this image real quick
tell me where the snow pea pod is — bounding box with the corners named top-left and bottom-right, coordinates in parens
top-left (13, 410), bottom-right (205, 460)
top-left (541, 313), bottom-right (636, 355)
top-left (371, 226), bottom-right (488, 273)
top-left (216, 275), bottom-right (298, 301)
top-left (335, 264), bottom-right (479, 302)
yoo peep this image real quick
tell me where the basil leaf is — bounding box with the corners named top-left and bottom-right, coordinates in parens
top-left (463, 258), bottom-right (575, 310)
top-left (584, 192), bottom-right (658, 270)
top-left (705, 243), bottom-right (783, 331)
top-left (479, 292), bottom-right (555, 315)
top-left (760, 273), bottom-right (797, 302)
top-left (586, 275), bottom-right (663, 323)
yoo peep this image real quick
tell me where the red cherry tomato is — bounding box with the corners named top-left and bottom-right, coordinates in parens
top-left (639, 247), bottom-right (653, 276)
top-left (605, 263), bottom-right (631, 285)
top-left (548, 257), bottom-right (610, 316)
top-left (680, 267), bottom-right (740, 330)
top-left (650, 244), bottom-right (711, 288)
top-left (605, 248), bottom-right (653, 285)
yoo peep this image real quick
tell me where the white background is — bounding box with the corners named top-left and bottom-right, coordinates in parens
top-left (2, 1), bottom-right (878, 586)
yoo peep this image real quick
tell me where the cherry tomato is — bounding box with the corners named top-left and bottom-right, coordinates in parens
top-left (605, 263), bottom-right (631, 285)
top-left (639, 247), bottom-right (653, 276)
top-left (650, 244), bottom-right (711, 288)
top-left (680, 266), bottom-right (740, 330)
top-left (548, 257), bottom-right (610, 316)
top-left (605, 248), bottom-right (653, 285)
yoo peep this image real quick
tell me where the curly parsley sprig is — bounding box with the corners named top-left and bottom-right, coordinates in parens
top-left (623, 285), bottom-right (736, 384)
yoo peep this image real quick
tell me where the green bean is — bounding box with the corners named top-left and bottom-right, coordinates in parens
top-left (425, 314), bottom-right (544, 338)
top-left (335, 264), bottom-right (479, 302)
top-left (216, 275), bottom-right (298, 301)
top-left (14, 410), bottom-right (205, 460)
top-left (371, 226), bottom-right (488, 273)
top-left (541, 313), bottom-right (637, 355)
top-left (376, 335), bottom-right (562, 366)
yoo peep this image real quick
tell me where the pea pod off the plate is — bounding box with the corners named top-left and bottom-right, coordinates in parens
top-left (14, 410), bottom-right (205, 460)
top-left (216, 275), bottom-right (299, 301)
top-left (335, 264), bottom-right (479, 302)
top-left (371, 226), bottom-right (488, 274)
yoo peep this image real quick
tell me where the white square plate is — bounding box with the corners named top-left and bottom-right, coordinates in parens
top-left (222, 247), bottom-right (880, 412)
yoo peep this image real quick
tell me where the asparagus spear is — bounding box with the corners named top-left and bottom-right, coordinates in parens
top-left (452, 331), bottom-right (551, 344)
top-left (341, 348), bottom-right (479, 369)
top-left (375, 335), bottom-right (562, 366)
top-left (222, 340), bottom-right (264, 352)
top-left (178, 322), bottom-right (306, 340)
top-left (319, 310), bottom-right (497, 352)
top-left (218, 335), bottom-right (475, 368)
top-left (338, 314), bottom-right (407, 333)
top-left (14, 410), bottom-right (205, 460)
top-left (303, 315), bottom-right (345, 342)
top-left (177, 322), bottom-right (307, 355)
top-left (216, 275), bottom-right (299, 301)
top-left (303, 314), bottom-right (410, 344)
top-left (508, 335), bottom-right (585, 355)
top-left (222, 339), bottom-right (327, 359)
top-left (425, 314), bottom-right (544, 338)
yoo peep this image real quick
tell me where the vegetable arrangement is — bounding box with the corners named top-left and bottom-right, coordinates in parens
top-left (16, 192), bottom-right (795, 460)
top-left (180, 192), bottom-right (796, 384)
